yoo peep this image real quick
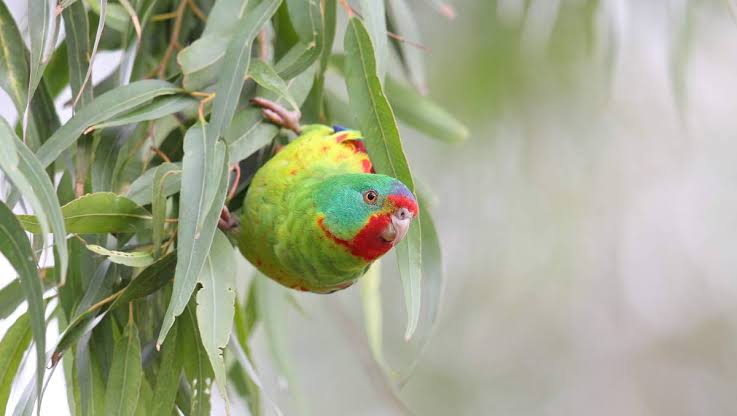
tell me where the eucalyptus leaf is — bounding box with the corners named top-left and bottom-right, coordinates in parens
top-left (386, 0), bottom-right (427, 94)
top-left (249, 60), bottom-right (299, 111)
top-left (0, 119), bottom-right (69, 284)
top-left (358, 0), bottom-right (388, 80)
top-left (35, 80), bottom-right (180, 168)
top-left (126, 162), bottom-right (182, 205)
top-left (63, 0), bottom-right (94, 109)
top-left (152, 163), bottom-right (180, 258)
top-left (0, 313), bottom-right (32, 415)
top-left (156, 124), bottom-right (229, 346)
top-left (17, 192), bottom-right (152, 234)
top-left (0, 201), bottom-right (45, 415)
top-left (344, 17), bottom-right (422, 338)
top-left (86, 245), bottom-right (154, 268)
top-left (87, 96), bottom-right (198, 132)
top-left (149, 322), bottom-right (181, 416)
top-left (196, 230), bottom-right (236, 407)
top-left (102, 321), bottom-right (142, 416)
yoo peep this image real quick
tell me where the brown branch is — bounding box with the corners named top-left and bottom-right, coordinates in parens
top-left (187, 0), bottom-right (207, 22)
top-left (156, 0), bottom-right (188, 79)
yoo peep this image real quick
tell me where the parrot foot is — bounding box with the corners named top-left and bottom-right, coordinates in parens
top-left (218, 206), bottom-right (239, 231)
top-left (250, 97), bottom-right (301, 134)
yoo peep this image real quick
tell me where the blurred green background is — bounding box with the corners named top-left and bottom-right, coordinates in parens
top-left (259, 1), bottom-right (737, 415)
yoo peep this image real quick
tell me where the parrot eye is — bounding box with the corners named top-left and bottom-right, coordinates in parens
top-left (363, 190), bottom-right (379, 204)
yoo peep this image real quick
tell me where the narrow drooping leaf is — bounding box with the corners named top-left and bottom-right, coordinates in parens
top-left (180, 302), bottom-right (213, 416)
top-left (0, 0), bottom-right (30, 112)
top-left (152, 163), bottom-right (180, 258)
top-left (360, 262), bottom-right (391, 373)
top-left (226, 64), bottom-right (316, 164)
top-left (62, 0), bottom-right (94, 109)
top-left (86, 96), bottom-right (198, 132)
top-left (74, 261), bottom-right (114, 318)
top-left (156, 124), bottom-right (229, 346)
top-left (206, 0), bottom-right (283, 144)
top-left (249, 60), bottom-right (299, 110)
top-left (133, 377), bottom-right (152, 416)
top-left (35, 80), bottom-right (180, 168)
top-left (177, 0), bottom-right (250, 90)
top-left (0, 119), bottom-right (69, 283)
top-left (86, 245), bottom-right (154, 268)
top-left (0, 280), bottom-right (24, 319)
top-left (126, 162), bottom-right (182, 205)
top-left (27, 0), bottom-right (55, 123)
top-left (279, 0), bottom-right (323, 78)
top-left (358, 0), bottom-right (388, 80)
top-left (0, 313), bottom-right (32, 415)
top-left (109, 252), bottom-right (177, 308)
top-left (75, 0), bottom-right (107, 108)
top-left (255, 274), bottom-right (305, 411)
top-left (386, 77), bottom-right (468, 143)
top-left (386, 0), bottom-right (427, 93)
top-left (102, 321), bottom-right (142, 416)
top-left (17, 192), bottom-right (152, 234)
top-left (149, 323), bottom-right (181, 416)
top-left (228, 334), bottom-right (284, 416)
top-left (418, 193), bottom-right (443, 331)
top-left (196, 231), bottom-right (236, 405)
top-left (344, 17), bottom-right (422, 338)
top-left (0, 201), bottom-right (45, 414)
top-left (54, 254), bottom-right (176, 361)
top-left (76, 332), bottom-right (106, 416)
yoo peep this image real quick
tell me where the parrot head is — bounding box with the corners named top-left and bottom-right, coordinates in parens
top-left (315, 173), bottom-right (418, 262)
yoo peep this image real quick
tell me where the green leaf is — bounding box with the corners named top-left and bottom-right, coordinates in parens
top-left (126, 162), bottom-right (182, 206)
top-left (196, 230), bottom-right (236, 407)
top-left (344, 17), bottom-right (422, 338)
top-left (0, 0), bottom-right (30, 112)
top-left (0, 313), bottom-right (32, 415)
top-left (228, 334), bottom-right (284, 416)
top-left (279, 0), bottom-right (323, 78)
top-left (206, 0), bottom-right (283, 144)
top-left (86, 245), bottom-right (154, 268)
top-left (249, 59), bottom-right (299, 111)
top-left (152, 163), bottom-right (181, 259)
top-left (0, 201), bottom-right (45, 415)
top-left (386, 77), bottom-right (468, 143)
top-left (0, 280), bottom-right (24, 319)
top-left (53, 253), bottom-right (176, 362)
top-left (177, 0), bottom-right (249, 90)
top-left (255, 274), bottom-right (304, 411)
top-left (149, 322), bottom-right (182, 416)
top-left (102, 320), bottom-right (142, 416)
top-left (85, 0), bottom-right (126, 32)
top-left (225, 64), bottom-right (316, 164)
top-left (77, 0), bottom-right (107, 107)
top-left (109, 252), bottom-right (177, 308)
top-left (180, 302), bottom-right (213, 416)
top-left (86, 96), bottom-right (198, 132)
top-left (35, 80), bottom-right (181, 168)
top-left (358, 0), bottom-right (388, 80)
top-left (360, 262), bottom-right (392, 374)
top-left (62, 0), bottom-right (94, 109)
top-left (133, 377), bottom-right (152, 416)
top-left (17, 193), bottom-right (152, 234)
top-left (76, 333), bottom-right (106, 416)
top-left (418, 193), bottom-right (443, 331)
top-left (156, 124), bottom-right (229, 346)
top-left (386, 0), bottom-right (427, 94)
top-left (27, 0), bottom-right (55, 119)
top-left (0, 120), bottom-right (69, 285)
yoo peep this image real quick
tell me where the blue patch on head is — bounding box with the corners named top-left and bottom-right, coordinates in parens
top-left (391, 180), bottom-right (416, 200)
top-left (332, 124), bottom-right (349, 132)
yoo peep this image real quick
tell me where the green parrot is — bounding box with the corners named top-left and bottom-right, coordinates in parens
top-left (228, 98), bottom-right (418, 293)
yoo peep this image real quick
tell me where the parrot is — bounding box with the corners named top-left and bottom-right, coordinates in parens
top-left (225, 97), bottom-right (418, 294)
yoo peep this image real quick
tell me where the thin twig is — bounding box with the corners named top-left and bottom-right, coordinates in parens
top-left (258, 29), bottom-right (268, 60)
top-left (152, 11), bottom-right (178, 21)
top-left (386, 32), bottom-right (431, 53)
top-left (338, 0), bottom-right (354, 17)
top-left (156, 0), bottom-right (188, 79)
top-left (151, 146), bottom-right (172, 163)
top-left (187, 0), bottom-right (207, 22)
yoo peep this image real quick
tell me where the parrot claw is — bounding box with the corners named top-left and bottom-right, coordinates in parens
top-left (218, 206), bottom-right (239, 231)
top-left (250, 97), bottom-right (301, 134)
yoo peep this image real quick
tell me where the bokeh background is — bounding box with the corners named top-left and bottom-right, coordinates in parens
top-left (4, 0), bottom-right (737, 415)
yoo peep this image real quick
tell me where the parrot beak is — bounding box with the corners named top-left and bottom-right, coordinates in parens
top-left (381, 207), bottom-right (413, 245)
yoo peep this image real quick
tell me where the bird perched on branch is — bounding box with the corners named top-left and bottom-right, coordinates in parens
top-left (225, 97), bottom-right (418, 293)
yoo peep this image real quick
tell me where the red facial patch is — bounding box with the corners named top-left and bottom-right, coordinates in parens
top-left (318, 216), bottom-right (393, 261)
top-left (388, 194), bottom-right (419, 217)
top-left (335, 133), bottom-right (349, 143)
